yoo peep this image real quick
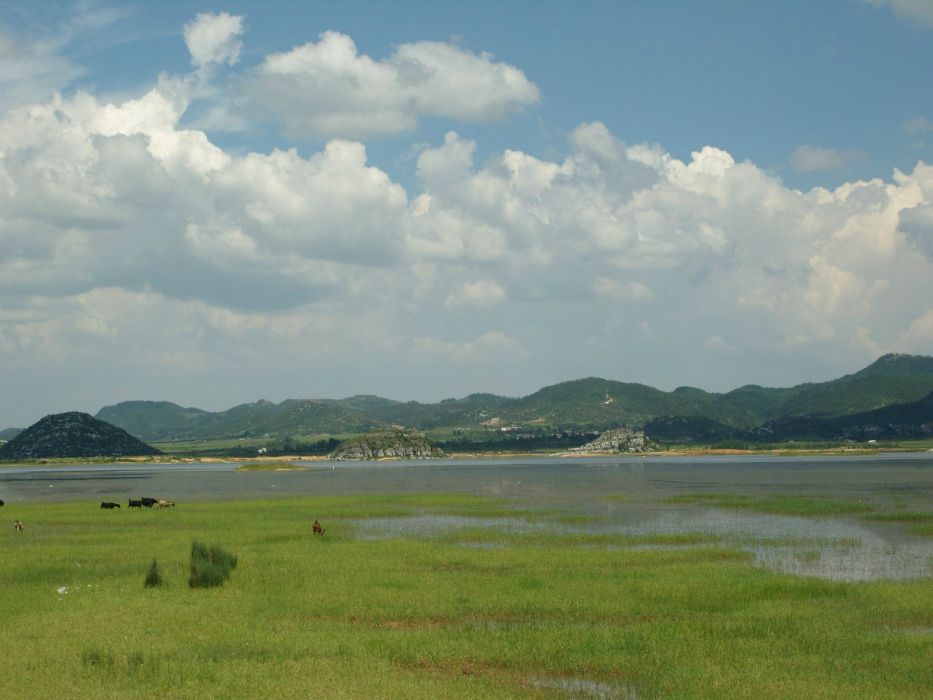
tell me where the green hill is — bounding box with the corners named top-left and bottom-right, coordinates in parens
top-left (718, 385), bottom-right (801, 423)
top-left (96, 401), bottom-right (208, 441)
top-left (330, 393), bottom-right (513, 429)
top-left (775, 375), bottom-right (933, 418)
top-left (749, 389), bottom-right (933, 442)
top-left (0, 427), bottom-right (22, 442)
top-left (501, 378), bottom-right (694, 429)
top-left (848, 352), bottom-right (933, 379)
top-left (711, 354), bottom-right (933, 424)
top-left (483, 356), bottom-right (933, 430)
top-left (97, 399), bottom-right (381, 442)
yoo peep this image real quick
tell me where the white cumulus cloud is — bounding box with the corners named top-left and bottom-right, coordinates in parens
top-left (243, 31), bottom-right (539, 138)
top-left (184, 12), bottom-right (245, 68)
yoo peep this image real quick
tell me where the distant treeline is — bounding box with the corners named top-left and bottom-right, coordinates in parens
top-left (437, 431), bottom-right (596, 453)
top-left (167, 437), bottom-right (342, 457)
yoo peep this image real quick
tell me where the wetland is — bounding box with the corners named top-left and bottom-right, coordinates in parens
top-left (1, 454), bottom-right (930, 697)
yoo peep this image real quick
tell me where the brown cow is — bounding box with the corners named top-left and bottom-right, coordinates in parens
top-left (312, 520), bottom-right (325, 536)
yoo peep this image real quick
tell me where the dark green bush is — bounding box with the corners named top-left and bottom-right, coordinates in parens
top-left (144, 558), bottom-right (162, 588)
top-left (81, 647), bottom-right (115, 671)
top-left (189, 540), bottom-right (237, 588)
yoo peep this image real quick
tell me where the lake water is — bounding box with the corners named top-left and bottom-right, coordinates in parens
top-left (2, 453), bottom-right (931, 582)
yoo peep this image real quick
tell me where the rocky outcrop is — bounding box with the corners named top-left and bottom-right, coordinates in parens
top-left (330, 430), bottom-right (445, 460)
top-left (0, 412), bottom-right (162, 459)
top-left (570, 428), bottom-right (657, 454)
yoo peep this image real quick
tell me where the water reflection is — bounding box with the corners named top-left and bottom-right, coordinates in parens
top-left (349, 508), bottom-right (931, 581)
top-left (607, 507), bottom-right (931, 581)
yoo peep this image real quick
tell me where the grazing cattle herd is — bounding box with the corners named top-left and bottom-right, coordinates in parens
top-left (8, 497), bottom-right (180, 533)
top-left (105, 497), bottom-right (171, 509)
top-left (7, 497), bottom-right (328, 537)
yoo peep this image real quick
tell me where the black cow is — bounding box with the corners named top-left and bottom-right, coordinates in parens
top-left (100, 502), bottom-right (120, 509)
top-left (128, 499), bottom-right (143, 508)
top-left (140, 497), bottom-right (158, 508)
top-left (0, 499), bottom-right (4, 506)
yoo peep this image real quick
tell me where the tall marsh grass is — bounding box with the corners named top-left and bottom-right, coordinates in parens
top-left (188, 541), bottom-right (237, 588)
top-left (144, 558), bottom-right (162, 588)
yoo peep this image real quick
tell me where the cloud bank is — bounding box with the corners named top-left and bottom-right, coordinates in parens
top-left (0, 10), bottom-right (931, 422)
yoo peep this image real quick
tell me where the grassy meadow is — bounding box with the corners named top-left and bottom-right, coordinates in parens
top-left (1, 494), bottom-right (931, 699)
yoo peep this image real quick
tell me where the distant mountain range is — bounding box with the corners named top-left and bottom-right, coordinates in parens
top-left (4, 353), bottom-right (932, 448)
top-left (86, 353), bottom-right (933, 445)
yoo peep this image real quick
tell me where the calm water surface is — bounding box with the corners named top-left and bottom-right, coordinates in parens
top-left (2, 453), bottom-right (931, 581)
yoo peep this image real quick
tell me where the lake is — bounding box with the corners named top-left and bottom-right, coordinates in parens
top-left (2, 453), bottom-right (931, 582)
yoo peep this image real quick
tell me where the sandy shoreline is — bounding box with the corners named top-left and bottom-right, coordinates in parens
top-left (0, 445), bottom-right (929, 468)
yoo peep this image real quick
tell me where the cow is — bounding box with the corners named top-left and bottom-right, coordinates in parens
top-left (156, 499), bottom-right (175, 508)
top-left (0, 499), bottom-right (4, 506)
top-left (312, 519), bottom-right (325, 536)
top-left (140, 497), bottom-right (158, 508)
top-left (128, 499), bottom-right (143, 508)
top-left (14, 520), bottom-right (23, 532)
top-left (100, 502), bottom-right (120, 509)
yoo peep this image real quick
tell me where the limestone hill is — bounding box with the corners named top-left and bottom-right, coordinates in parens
top-left (330, 430), bottom-right (445, 461)
top-left (0, 412), bottom-right (162, 459)
top-left (570, 428), bottom-right (658, 454)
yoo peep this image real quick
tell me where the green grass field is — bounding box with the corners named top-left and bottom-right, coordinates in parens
top-left (1, 495), bottom-right (930, 698)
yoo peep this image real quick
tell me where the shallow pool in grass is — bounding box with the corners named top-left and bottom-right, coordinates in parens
top-left (348, 507), bottom-right (931, 581)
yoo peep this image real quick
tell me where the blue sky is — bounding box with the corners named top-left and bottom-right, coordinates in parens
top-left (0, 0), bottom-right (932, 427)
top-left (11, 1), bottom-right (932, 187)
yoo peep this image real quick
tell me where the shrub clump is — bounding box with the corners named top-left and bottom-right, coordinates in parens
top-left (144, 559), bottom-right (163, 588)
top-left (189, 541), bottom-right (238, 588)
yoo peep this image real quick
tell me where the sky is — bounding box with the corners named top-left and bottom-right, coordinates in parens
top-left (1, 0), bottom-right (932, 428)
